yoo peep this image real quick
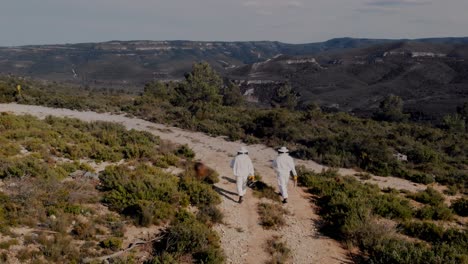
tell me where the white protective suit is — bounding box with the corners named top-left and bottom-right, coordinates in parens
top-left (273, 152), bottom-right (297, 199)
top-left (230, 152), bottom-right (254, 197)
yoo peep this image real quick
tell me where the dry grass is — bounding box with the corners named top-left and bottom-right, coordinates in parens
top-left (265, 235), bottom-right (291, 264)
top-left (257, 203), bottom-right (289, 230)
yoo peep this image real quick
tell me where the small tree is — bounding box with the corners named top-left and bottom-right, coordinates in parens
top-left (174, 62), bottom-right (223, 117)
top-left (374, 94), bottom-right (407, 122)
top-left (221, 81), bottom-right (244, 107)
top-left (271, 84), bottom-right (298, 110)
top-left (442, 114), bottom-right (466, 132)
top-left (457, 102), bottom-right (468, 119)
top-left (143, 81), bottom-right (175, 101)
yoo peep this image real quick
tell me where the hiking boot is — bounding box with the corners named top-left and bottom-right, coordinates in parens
top-left (238, 196), bottom-right (244, 204)
top-left (282, 198), bottom-right (288, 204)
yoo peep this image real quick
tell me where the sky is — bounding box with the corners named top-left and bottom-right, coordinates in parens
top-left (1, 0), bottom-right (467, 46)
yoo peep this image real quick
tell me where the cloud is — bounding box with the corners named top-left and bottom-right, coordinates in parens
top-left (366, 0), bottom-right (431, 7)
top-left (242, 0), bottom-right (303, 8)
top-left (355, 7), bottom-right (394, 14)
top-left (358, 0), bottom-right (431, 14)
top-left (242, 0), bottom-right (303, 15)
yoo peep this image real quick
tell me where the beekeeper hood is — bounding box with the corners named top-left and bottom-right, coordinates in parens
top-left (278, 146), bottom-right (289, 153)
top-left (238, 147), bottom-right (248, 155)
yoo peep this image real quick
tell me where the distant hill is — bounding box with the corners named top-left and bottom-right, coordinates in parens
top-left (1, 37), bottom-right (467, 86)
top-left (0, 37), bottom-right (467, 118)
top-left (228, 40), bottom-right (468, 119)
top-left (0, 39), bottom-right (360, 87)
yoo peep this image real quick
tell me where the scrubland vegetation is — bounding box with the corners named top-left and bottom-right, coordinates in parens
top-left (0, 61), bottom-right (466, 263)
top-left (298, 168), bottom-right (467, 263)
top-left (1, 63), bottom-right (466, 193)
top-left (0, 114), bottom-right (224, 263)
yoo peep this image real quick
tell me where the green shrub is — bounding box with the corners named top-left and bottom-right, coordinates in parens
top-left (123, 200), bottom-right (175, 227)
top-left (202, 168), bottom-right (220, 185)
top-left (64, 204), bottom-right (83, 215)
top-left (17, 248), bottom-right (41, 262)
top-left (398, 222), bottom-right (468, 263)
top-left (451, 198), bottom-right (468, 216)
top-left (400, 221), bottom-right (444, 242)
top-left (147, 252), bottom-right (179, 264)
top-left (175, 144), bottom-right (195, 160)
top-left (444, 185), bottom-right (459, 196)
top-left (372, 193), bottom-right (413, 220)
top-left (192, 247), bottom-right (226, 264)
top-left (415, 204), bottom-right (453, 221)
top-left (178, 178), bottom-right (221, 206)
top-left (99, 237), bottom-right (123, 251)
top-left (71, 221), bottom-right (97, 240)
top-left (0, 239), bottom-right (19, 249)
top-left (405, 172), bottom-right (435, 184)
top-left (100, 165), bottom-right (183, 211)
top-left (197, 204), bottom-right (224, 225)
top-left (363, 237), bottom-right (436, 264)
top-left (0, 192), bottom-right (16, 229)
top-left (1, 143), bottom-right (20, 156)
top-left (441, 228), bottom-right (468, 252)
top-left (409, 187), bottom-right (445, 206)
top-left (39, 234), bottom-right (80, 262)
top-left (156, 211), bottom-right (225, 263)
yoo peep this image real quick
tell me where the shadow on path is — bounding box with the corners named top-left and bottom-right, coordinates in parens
top-left (221, 176), bottom-right (236, 184)
top-left (213, 185), bottom-right (238, 203)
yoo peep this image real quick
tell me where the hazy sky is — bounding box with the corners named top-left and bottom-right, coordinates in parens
top-left (1, 0), bottom-right (467, 46)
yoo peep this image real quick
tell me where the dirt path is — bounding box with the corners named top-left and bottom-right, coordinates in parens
top-left (0, 103), bottom-right (432, 264)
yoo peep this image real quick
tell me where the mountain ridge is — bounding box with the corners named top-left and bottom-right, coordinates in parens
top-left (1, 37), bottom-right (467, 118)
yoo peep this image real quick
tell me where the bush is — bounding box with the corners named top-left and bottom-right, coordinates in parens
top-left (258, 203), bottom-right (288, 230)
top-left (178, 178), bottom-right (220, 207)
top-left (39, 234), bottom-right (80, 262)
top-left (175, 144), bottom-right (195, 160)
top-left (451, 198), bottom-right (468, 216)
top-left (372, 194), bottom-right (413, 220)
top-left (409, 187), bottom-right (445, 206)
top-left (100, 165), bottom-right (183, 213)
top-left (0, 239), bottom-right (19, 249)
top-left (71, 221), bottom-right (97, 240)
top-left (363, 237), bottom-right (435, 264)
top-left (400, 221), bottom-right (444, 242)
top-left (155, 211), bottom-right (225, 263)
top-left (146, 252), bottom-right (179, 264)
top-left (99, 237), bottom-right (123, 251)
top-left (197, 204), bottom-right (224, 225)
top-left (405, 172), bottom-right (435, 184)
top-left (444, 185), bottom-right (458, 196)
top-left (265, 236), bottom-right (291, 264)
top-left (399, 222), bottom-right (468, 262)
top-left (415, 204), bottom-right (453, 221)
top-left (123, 200), bottom-right (176, 227)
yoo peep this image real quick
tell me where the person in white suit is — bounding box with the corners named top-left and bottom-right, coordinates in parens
top-left (273, 146), bottom-right (297, 204)
top-left (230, 147), bottom-right (254, 204)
